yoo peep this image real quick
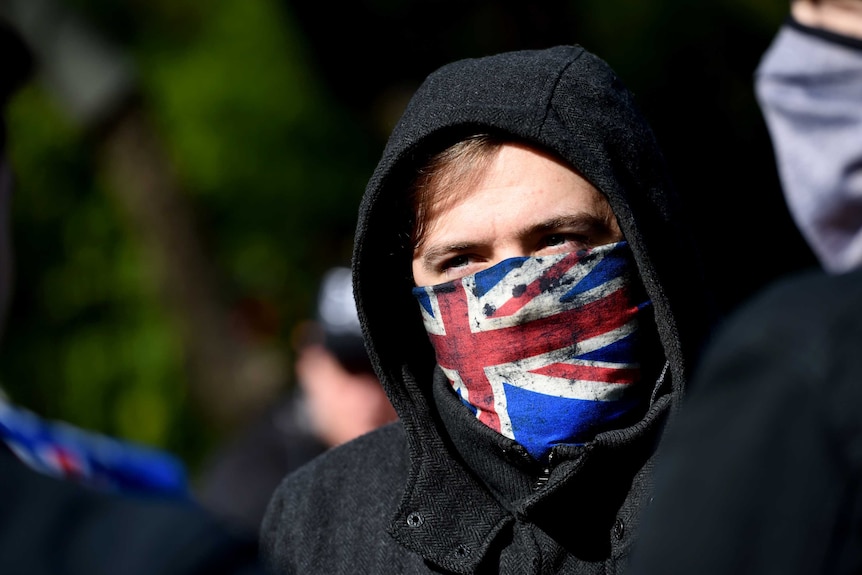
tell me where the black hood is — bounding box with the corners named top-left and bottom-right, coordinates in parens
top-left (353, 45), bottom-right (712, 439)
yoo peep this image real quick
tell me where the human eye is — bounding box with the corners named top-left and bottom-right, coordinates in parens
top-left (538, 233), bottom-right (586, 253)
top-left (414, 243), bottom-right (487, 285)
top-left (431, 252), bottom-right (487, 282)
top-left (544, 233), bottom-right (571, 247)
top-left (441, 254), bottom-right (471, 271)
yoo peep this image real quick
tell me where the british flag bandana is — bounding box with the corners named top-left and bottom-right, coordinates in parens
top-left (412, 241), bottom-right (651, 462)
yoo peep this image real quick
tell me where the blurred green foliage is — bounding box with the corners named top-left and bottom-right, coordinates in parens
top-left (140, 0), bottom-right (374, 300)
top-left (5, 84), bottom-right (190, 450)
top-left (1, 0), bottom-right (809, 477)
top-left (2, 0), bottom-right (376, 470)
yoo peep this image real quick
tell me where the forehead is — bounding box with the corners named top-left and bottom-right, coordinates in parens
top-left (423, 142), bottom-right (611, 227)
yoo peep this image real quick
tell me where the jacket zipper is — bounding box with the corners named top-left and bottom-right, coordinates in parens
top-left (533, 451), bottom-right (553, 491)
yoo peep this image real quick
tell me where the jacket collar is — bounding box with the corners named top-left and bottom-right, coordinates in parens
top-left (387, 367), bottom-right (672, 572)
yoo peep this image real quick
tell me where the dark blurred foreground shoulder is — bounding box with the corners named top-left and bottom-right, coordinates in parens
top-left (628, 267), bottom-right (862, 575)
top-left (0, 448), bottom-right (265, 575)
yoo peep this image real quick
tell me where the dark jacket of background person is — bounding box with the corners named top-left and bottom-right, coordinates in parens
top-left (626, 9), bottom-right (862, 575)
top-left (261, 45), bottom-right (714, 574)
top-left (628, 267), bottom-right (862, 575)
top-left (0, 19), bottom-right (265, 575)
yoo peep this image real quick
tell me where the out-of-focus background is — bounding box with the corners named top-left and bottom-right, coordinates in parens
top-left (0, 0), bottom-right (815, 478)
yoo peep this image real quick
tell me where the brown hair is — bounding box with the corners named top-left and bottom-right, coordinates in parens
top-left (409, 134), bottom-right (505, 252)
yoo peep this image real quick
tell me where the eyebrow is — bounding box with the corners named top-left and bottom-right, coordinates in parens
top-left (532, 213), bottom-right (614, 234)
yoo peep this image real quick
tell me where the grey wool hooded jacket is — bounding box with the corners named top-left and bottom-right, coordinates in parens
top-left (261, 45), bottom-right (713, 575)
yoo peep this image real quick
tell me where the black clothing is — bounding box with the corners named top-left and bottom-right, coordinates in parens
top-left (262, 45), bottom-right (712, 574)
top-left (0, 447), bottom-right (264, 575)
top-left (628, 267), bottom-right (862, 575)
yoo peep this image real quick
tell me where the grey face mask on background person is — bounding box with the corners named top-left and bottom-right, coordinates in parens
top-left (755, 25), bottom-right (862, 274)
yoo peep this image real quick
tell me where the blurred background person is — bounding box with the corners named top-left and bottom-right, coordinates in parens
top-left (627, 1), bottom-right (862, 574)
top-left (196, 266), bottom-right (397, 534)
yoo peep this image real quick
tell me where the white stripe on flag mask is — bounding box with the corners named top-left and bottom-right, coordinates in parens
top-left (412, 241), bottom-right (651, 463)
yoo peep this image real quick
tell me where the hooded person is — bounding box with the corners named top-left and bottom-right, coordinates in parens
top-left (261, 44), bottom-right (714, 574)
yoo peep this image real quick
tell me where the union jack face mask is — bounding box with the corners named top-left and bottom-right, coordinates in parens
top-left (412, 241), bottom-right (652, 463)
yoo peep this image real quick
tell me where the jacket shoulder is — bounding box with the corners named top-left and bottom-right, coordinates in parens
top-left (0, 449), bottom-right (262, 575)
top-left (260, 422), bottom-right (413, 574)
top-left (710, 267), bottom-right (862, 352)
top-left (687, 268), bottom-right (862, 437)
